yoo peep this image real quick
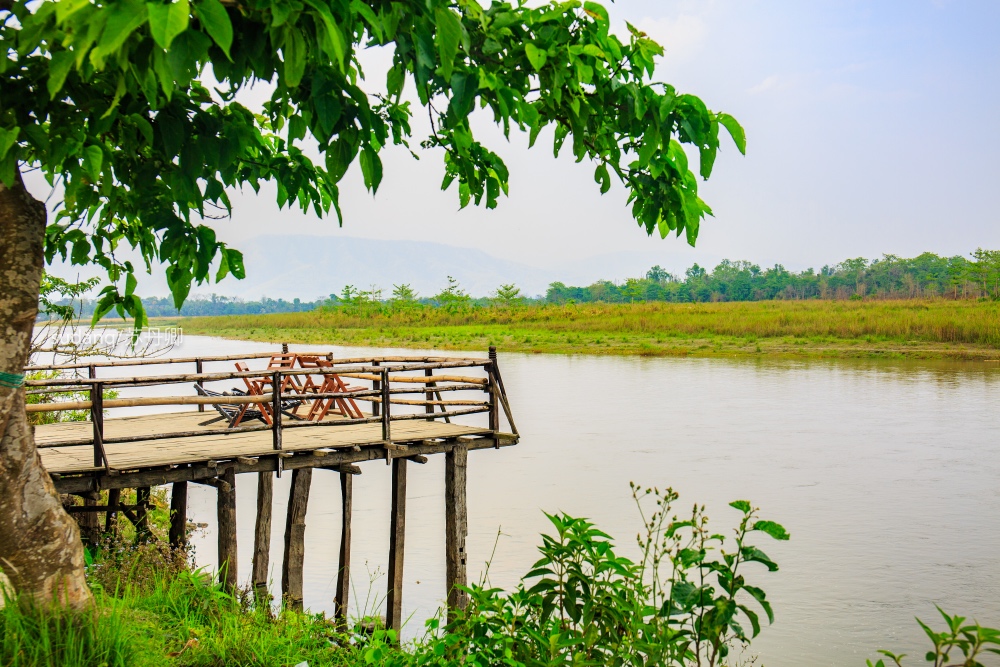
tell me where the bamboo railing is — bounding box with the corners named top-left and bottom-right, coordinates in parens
top-left (25, 348), bottom-right (518, 471)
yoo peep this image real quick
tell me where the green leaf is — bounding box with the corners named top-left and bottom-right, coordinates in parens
top-left (194, 0), bottom-right (233, 58)
top-left (83, 145), bottom-right (103, 181)
top-left (215, 248), bottom-right (230, 281)
top-left (147, 0), bottom-right (190, 51)
top-left (0, 126), bottom-right (19, 161)
top-left (47, 51), bottom-right (76, 99)
top-left (594, 163), bottom-right (610, 194)
top-left (717, 112), bottom-right (746, 155)
top-left (302, 0), bottom-right (346, 70)
top-left (583, 1), bottom-right (609, 22)
top-left (525, 43), bottom-right (546, 71)
top-left (435, 7), bottom-right (463, 81)
top-left (359, 145), bottom-right (382, 193)
top-left (753, 520), bottom-right (790, 541)
top-left (93, 0), bottom-right (148, 64)
top-left (125, 272), bottom-right (137, 297)
top-left (350, 0), bottom-right (383, 42)
top-left (729, 500), bottom-right (752, 513)
top-left (226, 248), bottom-right (245, 279)
top-left (282, 26), bottom-right (306, 87)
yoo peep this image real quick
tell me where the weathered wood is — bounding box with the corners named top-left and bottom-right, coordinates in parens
top-left (335, 470), bottom-right (352, 631)
top-left (51, 431), bottom-right (516, 495)
top-left (136, 486), bottom-right (151, 540)
top-left (169, 481), bottom-right (188, 548)
top-left (217, 467), bottom-right (238, 593)
top-left (196, 359), bottom-right (205, 412)
top-left (105, 488), bottom-right (120, 535)
top-left (341, 373), bottom-right (488, 385)
top-left (282, 468), bottom-right (312, 611)
top-left (445, 444), bottom-right (469, 620)
top-left (371, 361), bottom-right (380, 418)
top-left (77, 497), bottom-right (100, 544)
top-left (386, 457), bottom-right (407, 635)
top-left (252, 471), bottom-right (273, 598)
top-left (27, 393), bottom-right (273, 413)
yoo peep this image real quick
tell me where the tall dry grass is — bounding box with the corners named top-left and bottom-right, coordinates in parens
top-left (180, 300), bottom-right (1000, 347)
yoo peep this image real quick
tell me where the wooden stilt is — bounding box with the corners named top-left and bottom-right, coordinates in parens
top-left (445, 444), bottom-right (469, 621)
top-left (335, 470), bottom-right (353, 630)
top-left (386, 458), bottom-right (407, 635)
top-left (169, 481), bottom-right (188, 548)
top-left (105, 488), bottom-right (120, 536)
top-left (136, 486), bottom-right (151, 540)
top-left (282, 468), bottom-right (312, 611)
top-left (217, 467), bottom-right (238, 593)
top-left (252, 471), bottom-right (274, 600)
top-left (79, 497), bottom-right (100, 544)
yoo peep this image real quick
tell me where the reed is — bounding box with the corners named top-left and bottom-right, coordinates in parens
top-left (174, 299), bottom-right (1000, 360)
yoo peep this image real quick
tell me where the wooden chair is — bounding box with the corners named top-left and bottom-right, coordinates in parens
top-left (194, 384), bottom-right (266, 427)
top-left (232, 361), bottom-right (274, 426)
top-left (297, 356), bottom-right (365, 421)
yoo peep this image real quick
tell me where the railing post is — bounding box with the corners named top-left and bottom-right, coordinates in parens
top-left (381, 368), bottom-right (391, 443)
top-left (425, 368), bottom-right (434, 421)
top-left (272, 370), bottom-right (283, 477)
top-left (487, 348), bottom-right (499, 433)
top-left (372, 361), bottom-right (380, 418)
top-left (91, 381), bottom-right (108, 469)
top-left (195, 359), bottom-right (205, 412)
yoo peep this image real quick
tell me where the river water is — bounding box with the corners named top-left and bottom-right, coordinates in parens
top-left (92, 335), bottom-right (1000, 666)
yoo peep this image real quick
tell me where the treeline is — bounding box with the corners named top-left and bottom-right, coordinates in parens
top-left (74, 294), bottom-right (324, 318)
top-left (548, 250), bottom-right (1000, 304)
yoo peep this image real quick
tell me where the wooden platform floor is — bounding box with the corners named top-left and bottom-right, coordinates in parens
top-left (37, 412), bottom-right (493, 475)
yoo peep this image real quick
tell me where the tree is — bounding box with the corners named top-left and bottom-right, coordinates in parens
top-left (390, 283), bottom-right (418, 305)
top-left (490, 283), bottom-right (523, 307)
top-left (0, 0), bottom-right (745, 606)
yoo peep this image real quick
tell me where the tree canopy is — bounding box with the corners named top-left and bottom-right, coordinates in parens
top-left (1, 0), bottom-right (744, 329)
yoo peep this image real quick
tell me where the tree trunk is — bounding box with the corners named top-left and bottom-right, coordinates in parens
top-left (0, 173), bottom-right (92, 610)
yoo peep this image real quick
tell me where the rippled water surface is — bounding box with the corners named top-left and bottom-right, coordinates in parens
top-left (97, 335), bottom-right (1000, 666)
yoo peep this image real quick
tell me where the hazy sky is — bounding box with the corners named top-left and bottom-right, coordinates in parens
top-left (40, 0), bottom-right (1000, 291)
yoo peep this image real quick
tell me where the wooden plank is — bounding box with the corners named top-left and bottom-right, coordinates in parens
top-left (169, 481), bottom-right (188, 548)
top-left (252, 471), bottom-right (273, 599)
top-left (445, 444), bottom-right (469, 621)
top-left (335, 470), bottom-right (352, 631)
top-left (282, 468), bottom-right (312, 611)
top-left (386, 457), bottom-right (407, 636)
top-left (50, 432), bottom-right (517, 495)
top-left (218, 467), bottom-right (238, 593)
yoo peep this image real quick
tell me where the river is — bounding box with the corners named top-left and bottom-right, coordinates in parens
top-left (88, 334), bottom-right (1000, 666)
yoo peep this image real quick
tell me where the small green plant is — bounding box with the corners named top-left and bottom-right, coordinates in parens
top-left (391, 484), bottom-right (789, 667)
top-left (868, 608), bottom-right (1000, 667)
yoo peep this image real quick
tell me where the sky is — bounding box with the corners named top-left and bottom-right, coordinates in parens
top-left (39, 0), bottom-right (1000, 294)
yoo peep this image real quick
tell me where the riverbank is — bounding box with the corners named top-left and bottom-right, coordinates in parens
top-left (170, 300), bottom-right (1000, 360)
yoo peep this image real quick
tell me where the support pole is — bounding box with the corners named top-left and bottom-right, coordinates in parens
top-left (386, 457), bottom-right (407, 635)
top-left (136, 486), bottom-right (151, 540)
top-left (445, 443), bottom-right (469, 621)
top-left (335, 470), bottom-right (353, 631)
top-left (252, 471), bottom-right (274, 600)
top-left (169, 481), bottom-right (188, 548)
top-left (79, 497), bottom-right (100, 545)
top-left (105, 488), bottom-right (120, 536)
top-left (217, 467), bottom-right (238, 593)
top-left (282, 468), bottom-right (312, 611)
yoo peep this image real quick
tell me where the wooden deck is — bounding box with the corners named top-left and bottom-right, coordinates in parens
top-left (38, 411), bottom-right (498, 476)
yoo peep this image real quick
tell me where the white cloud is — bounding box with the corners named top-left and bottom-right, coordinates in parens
top-left (748, 74), bottom-right (781, 94)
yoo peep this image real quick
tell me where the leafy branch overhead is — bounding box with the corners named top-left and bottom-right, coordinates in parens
top-left (0, 0), bottom-right (745, 329)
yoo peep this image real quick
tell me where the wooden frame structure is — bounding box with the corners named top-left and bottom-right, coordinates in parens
top-left (27, 346), bottom-right (518, 630)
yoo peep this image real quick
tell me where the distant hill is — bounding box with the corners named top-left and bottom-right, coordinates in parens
top-left (44, 234), bottom-right (706, 301)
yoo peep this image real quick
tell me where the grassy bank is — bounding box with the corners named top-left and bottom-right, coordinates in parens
top-left (173, 300), bottom-right (1000, 360)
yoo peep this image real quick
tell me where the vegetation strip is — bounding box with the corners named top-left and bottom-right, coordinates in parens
top-left (172, 299), bottom-right (1000, 361)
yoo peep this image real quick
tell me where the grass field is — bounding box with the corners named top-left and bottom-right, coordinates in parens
top-left (172, 299), bottom-right (1000, 360)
